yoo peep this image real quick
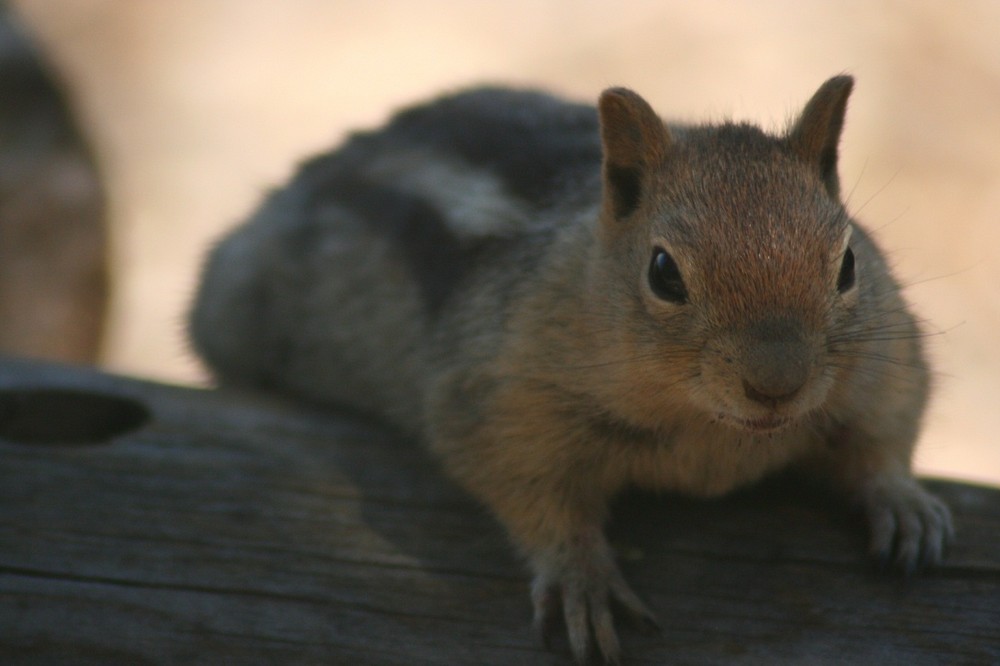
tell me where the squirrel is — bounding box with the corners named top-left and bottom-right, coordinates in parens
top-left (189, 75), bottom-right (954, 664)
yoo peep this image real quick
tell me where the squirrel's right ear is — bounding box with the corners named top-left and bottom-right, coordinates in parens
top-left (598, 87), bottom-right (671, 220)
top-left (787, 75), bottom-right (854, 199)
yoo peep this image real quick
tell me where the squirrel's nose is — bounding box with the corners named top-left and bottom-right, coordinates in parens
top-left (739, 317), bottom-right (812, 409)
top-left (742, 378), bottom-right (802, 409)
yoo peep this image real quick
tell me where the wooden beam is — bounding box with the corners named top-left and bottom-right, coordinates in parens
top-left (0, 358), bottom-right (996, 664)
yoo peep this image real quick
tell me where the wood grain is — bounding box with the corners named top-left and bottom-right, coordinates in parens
top-left (0, 358), bottom-right (996, 665)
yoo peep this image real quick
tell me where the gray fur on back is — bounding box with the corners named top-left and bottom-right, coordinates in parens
top-left (189, 88), bottom-right (602, 433)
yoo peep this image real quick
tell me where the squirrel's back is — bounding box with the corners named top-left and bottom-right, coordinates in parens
top-left (189, 88), bottom-right (604, 431)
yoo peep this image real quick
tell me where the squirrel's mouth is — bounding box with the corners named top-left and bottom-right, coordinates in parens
top-left (718, 412), bottom-right (794, 434)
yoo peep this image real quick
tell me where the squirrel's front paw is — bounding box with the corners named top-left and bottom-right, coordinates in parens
top-left (530, 538), bottom-right (657, 664)
top-left (863, 476), bottom-right (954, 575)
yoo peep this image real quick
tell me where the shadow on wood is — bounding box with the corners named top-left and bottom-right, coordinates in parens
top-left (0, 358), bottom-right (996, 665)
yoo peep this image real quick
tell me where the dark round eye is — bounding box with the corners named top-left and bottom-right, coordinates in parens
top-left (837, 246), bottom-right (856, 293)
top-left (648, 248), bottom-right (688, 304)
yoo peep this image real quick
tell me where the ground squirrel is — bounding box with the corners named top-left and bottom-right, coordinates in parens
top-left (190, 75), bottom-right (954, 664)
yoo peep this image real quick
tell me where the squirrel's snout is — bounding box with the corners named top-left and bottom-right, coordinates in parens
top-left (738, 318), bottom-right (813, 410)
top-left (742, 378), bottom-right (802, 409)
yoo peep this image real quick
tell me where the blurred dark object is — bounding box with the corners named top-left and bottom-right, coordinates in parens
top-left (0, 5), bottom-right (107, 363)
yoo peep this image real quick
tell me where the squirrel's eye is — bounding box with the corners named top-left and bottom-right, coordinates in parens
top-left (837, 246), bottom-right (856, 293)
top-left (648, 248), bottom-right (688, 304)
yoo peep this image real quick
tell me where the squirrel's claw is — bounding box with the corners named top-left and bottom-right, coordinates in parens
top-left (607, 566), bottom-right (660, 632)
top-left (531, 583), bottom-right (560, 649)
top-left (864, 477), bottom-right (954, 575)
top-left (531, 556), bottom-right (656, 664)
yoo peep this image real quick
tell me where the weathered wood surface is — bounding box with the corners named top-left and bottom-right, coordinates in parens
top-left (0, 357), bottom-right (997, 665)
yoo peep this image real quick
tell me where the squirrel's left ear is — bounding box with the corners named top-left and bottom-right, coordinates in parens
top-left (787, 75), bottom-right (854, 199)
top-left (598, 87), bottom-right (671, 221)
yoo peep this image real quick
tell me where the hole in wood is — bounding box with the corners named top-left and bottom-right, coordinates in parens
top-left (0, 388), bottom-right (151, 446)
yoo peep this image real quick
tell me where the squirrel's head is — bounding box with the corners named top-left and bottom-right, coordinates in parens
top-left (595, 76), bottom-right (859, 433)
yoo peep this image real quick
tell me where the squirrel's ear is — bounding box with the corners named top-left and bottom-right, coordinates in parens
top-left (787, 75), bottom-right (854, 199)
top-left (598, 87), bottom-right (671, 220)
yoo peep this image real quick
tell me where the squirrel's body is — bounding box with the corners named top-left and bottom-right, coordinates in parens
top-left (190, 78), bottom-right (952, 664)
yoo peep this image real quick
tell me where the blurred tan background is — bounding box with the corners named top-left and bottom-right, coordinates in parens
top-left (8, 1), bottom-right (999, 485)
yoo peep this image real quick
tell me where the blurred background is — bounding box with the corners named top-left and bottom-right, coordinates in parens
top-left (3, 1), bottom-right (998, 485)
